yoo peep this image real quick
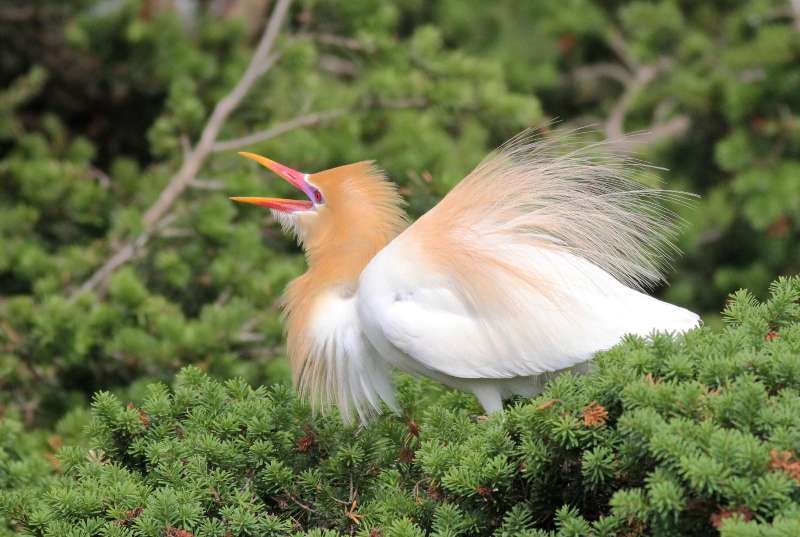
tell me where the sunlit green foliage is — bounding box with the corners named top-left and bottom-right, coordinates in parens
top-left (1, 2), bottom-right (798, 533)
top-left (2, 277), bottom-right (799, 535)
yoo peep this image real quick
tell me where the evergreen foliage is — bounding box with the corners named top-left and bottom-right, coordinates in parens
top-left (3, 276), bottom-right (799, 536)
top-left (1, 3), bottom-right (799, 533)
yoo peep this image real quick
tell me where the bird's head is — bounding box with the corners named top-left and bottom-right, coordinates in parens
top-left (230, 152), bottom-right (328, 245)
top-left (231, 152), bottom-right (406, 263)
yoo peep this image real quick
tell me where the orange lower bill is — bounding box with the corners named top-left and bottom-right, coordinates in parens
top-left (229, 196), bottom-right (313, 212)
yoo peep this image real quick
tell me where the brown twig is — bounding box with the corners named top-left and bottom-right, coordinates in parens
top-left (572, 62), bottom-right (631, 86)
top-left (211, 109), bottom-right (347, 152)
top-left (320, 54), bottom-right (359, 77)
top-left (88, 166), bottom-right (111, 188)
top-left (286, 491), bottom-right (320, 515)
top-left (600, 47), bottom-right (689, 150)
top-left (188, 178), bottom-right (227, 190)
top-left (211, 97), bottom-right (427, 153)
top-left (73, 0), bottom-right (295, 298)
top-left (298, 32), bottom-right (372, 51)
top-left (606, 28), bottom-right (639, 71)
top-left (604, 61), bottom-right (664, 140)
top-left (609, 115), bottom-right (690, 152)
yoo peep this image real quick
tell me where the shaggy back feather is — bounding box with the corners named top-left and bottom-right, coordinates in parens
top-left (410, 130), bottom-right (693, 312)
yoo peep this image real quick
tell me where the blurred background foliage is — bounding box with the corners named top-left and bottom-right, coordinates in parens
top-left (0, 0), bottom-right (798, 428)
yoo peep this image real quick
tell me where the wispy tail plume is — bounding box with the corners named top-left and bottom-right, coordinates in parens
top-left (419, 128), bottom-right (695, 292)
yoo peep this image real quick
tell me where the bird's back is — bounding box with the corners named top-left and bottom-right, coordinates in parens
top-left (358, 233), bottom-right (698, 380)
top-left (356, 131), bottom-right (700, 410)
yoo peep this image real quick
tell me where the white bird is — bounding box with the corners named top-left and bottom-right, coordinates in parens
top-left (231, 132), bottom-right (700, 422)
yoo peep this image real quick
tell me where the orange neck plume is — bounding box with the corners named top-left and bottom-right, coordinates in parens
top-left (281, 162), bottom-right (407, 382)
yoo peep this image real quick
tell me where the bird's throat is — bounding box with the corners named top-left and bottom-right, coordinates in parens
top-left (279, 161), bottom-right (408, 383)
top-left (282, 227), bottom-right (400, 380)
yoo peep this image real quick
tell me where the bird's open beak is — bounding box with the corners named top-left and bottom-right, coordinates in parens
top-left (228, 196), bottom-right (313, 211)
top-left (230, 152), bottom-right (314, 212)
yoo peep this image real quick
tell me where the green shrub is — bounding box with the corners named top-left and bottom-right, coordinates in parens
top-left (2, 276), bottom-right (799, 536)
top-left (2, 3), bottom-right (798, 533)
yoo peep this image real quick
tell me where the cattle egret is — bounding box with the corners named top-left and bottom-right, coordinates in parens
top-left (231, 132), bottom-right (700, 422)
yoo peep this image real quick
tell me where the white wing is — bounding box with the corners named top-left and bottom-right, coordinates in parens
top-left (358, 239), bottom-right (699, 381)
top-left (357, 132), bottom-right (700, 382)
top-left (300, 289), bottom-right (397, 422)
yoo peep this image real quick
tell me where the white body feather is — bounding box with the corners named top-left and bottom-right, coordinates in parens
top-left (302, 289), bottom-right (398, 423)
top-left (286, 132), bottom-right (701, 419)
top-left (355, 237), bottom-right (698, 412)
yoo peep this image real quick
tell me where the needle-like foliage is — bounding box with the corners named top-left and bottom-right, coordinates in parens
top-left (1, 1), bottom-right (799, 534)
top-left (2, 276), bottom-right (799, 536)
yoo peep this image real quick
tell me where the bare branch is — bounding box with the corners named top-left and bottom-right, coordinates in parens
top-left (607, 28), bottom-right (639, 71)
top-left (320, 54), bottom-right (359, 77)
top-left (213, 286), bottom-right (233, 306)
top-left (591, 29), bottom-right (688, 152)
top-left (604, 59), bottom-right (673, 141)
top-left (75, 213), bottom-right (178, 296)
top-left (236, 331), bottom-right (266, 344)
top-left (605, 64), bottom-right (659, 140)
top-left (607, 115), bottom-right (691, 152)
top-left (298, 31), bottom-right (372, 51)
top-left (211, 97), bottom-right (427, 153)
top-left (315, 32), bottom-right (369, 50)
top-left (792, 0), bottom-right (800, 31)
top-left (188, 178), bottom-right (227, 190)
top-left (254, 51), bottom-right (282, 78)
top-left (572, 62), bottom-right (631, 86)
top-left (88, 166), bottom-right (111, 188)
top-left (77, 243), bottom-right (135, 296)
top-left (211, 109), bottom-right (347, 153)
top-left (180, 135), bottom-right (192, 159)
top-left (73, 0), bottom-right (295, 298)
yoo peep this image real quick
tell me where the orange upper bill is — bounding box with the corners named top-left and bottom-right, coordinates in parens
top-left (232, 153), bottom-right (315, 212)
top-left (238, 152), bottom-right (309, 192)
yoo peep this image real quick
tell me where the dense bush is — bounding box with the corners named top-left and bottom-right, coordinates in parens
top-left (1, 3), bottom-right (799, 533)
top-left (2, 276), bottom-right (799, 536)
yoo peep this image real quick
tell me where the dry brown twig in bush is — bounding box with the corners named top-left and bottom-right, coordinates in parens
top-left (73, 1), bottom-right (427, 300)
top-left (73, 0), bottom-right (295, 299)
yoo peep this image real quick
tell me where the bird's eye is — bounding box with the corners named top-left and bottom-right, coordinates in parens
top-left (313, 190), bottom-right (323, 204)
